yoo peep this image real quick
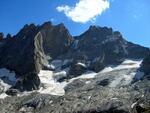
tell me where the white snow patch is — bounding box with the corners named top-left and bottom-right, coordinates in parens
top-left (100, 59), bottom-right (142, 74)
top-left (0, 79), bottom-right (12, 91)
top-left (85, 81), bottom-right (91, 84)
top-left (38, 70), bottom-right (66, 96)
top-left (109, 72), bottom-right (136, 88)
top-left (53, 70), bottom-right (67, 81)
top-left (69, 71), bottom-right (97, 83)
top-left (17, 91), bottom-right (35, 97)
top-left (131, 102), bottom-right (137, 108)
top-left (0, 93), bottom-right (9, 99)
top-left (99, 59), bottom-right (143, 88)
top-left (77, 62), bottom-right (86, 67)
top-left (100, 67), bottom-right (113, 73)
top-left (37, 70), bottom-right (97, 96)
top-left (114, 60), bottom-right (142, 70)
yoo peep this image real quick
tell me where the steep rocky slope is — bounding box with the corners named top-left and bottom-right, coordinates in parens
top-left (0, 22), bottom-right (73, 91)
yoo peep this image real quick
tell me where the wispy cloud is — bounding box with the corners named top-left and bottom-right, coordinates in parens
top-left (56, 0), bottom-right (110, 23)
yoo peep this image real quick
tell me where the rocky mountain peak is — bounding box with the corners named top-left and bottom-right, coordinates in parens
top-left (40, 21), bottom-right (53, 30)
top-left (15, 23), bottom-right (38, 39)
top-left (87, 25), bottom-right (113, 36)
top-left (77, 26), bottom-right (116, 45)
top-left (89, 25), bottom-right (112, 32)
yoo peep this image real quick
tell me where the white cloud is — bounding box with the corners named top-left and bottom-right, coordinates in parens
top-left (56, 0), bottom-right (110, 23)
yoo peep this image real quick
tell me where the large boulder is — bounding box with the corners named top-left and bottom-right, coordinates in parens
top-left (69, 62), bottom-right (87, 77)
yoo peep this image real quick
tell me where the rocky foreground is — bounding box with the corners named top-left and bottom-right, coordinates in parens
top-left (0, 22), bottom-right (150, 113)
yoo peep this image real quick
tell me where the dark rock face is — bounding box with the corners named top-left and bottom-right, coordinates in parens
top-left (141, 52), bottom-right (150, 74)
top-left (0, 24), bottom-right (40, 75)
top-left (40, 22), bottom-right (74, 58)
top-left (14, 72), bottom-right (40, 91)
top-left (77, 26), bottom-right (148, 60)
top-left (0, 32), bottom-right (4, 41)
top-left (0, 26), bottom-right (46, 91)
top-left (0, 25), bottom-right (44, 90)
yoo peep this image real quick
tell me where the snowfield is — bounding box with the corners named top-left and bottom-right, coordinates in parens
top-left (99, 59), bottom-right (144, 88)
top-left (0, 59), bottom-right (144, 98)
top-left (38, 70), bottom-right (97, 96)
top-left (38, 70), bottom-right (66, 96)
top-left (100, 59), bottom-right (142, 73)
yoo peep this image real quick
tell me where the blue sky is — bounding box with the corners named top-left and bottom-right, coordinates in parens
top-left (0, 0), bottom-right (149, 47)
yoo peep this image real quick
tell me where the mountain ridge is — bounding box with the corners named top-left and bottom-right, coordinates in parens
top-left (0, 21), bottom-right (149, 91)
top-left (0, 21), bottom-right (150, 113)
